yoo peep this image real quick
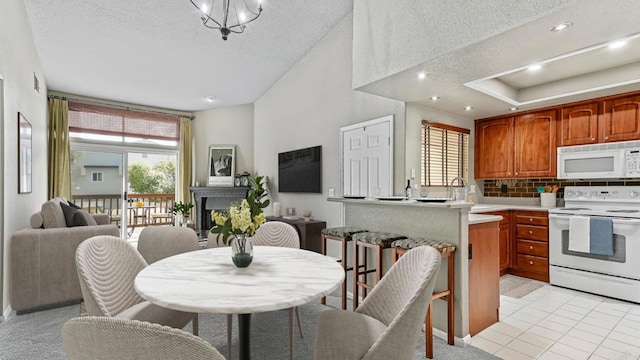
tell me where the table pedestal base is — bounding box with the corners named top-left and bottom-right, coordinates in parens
top-left (238, 313), bottom-right (251, 360)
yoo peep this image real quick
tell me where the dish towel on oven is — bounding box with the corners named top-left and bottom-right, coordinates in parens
top-left (568, 215), bottom-right (590, 253)
top-left (589, 216), bottom-right (614, 256)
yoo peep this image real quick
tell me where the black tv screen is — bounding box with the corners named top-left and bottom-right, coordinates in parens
top-left (278, 146), bottom-right (322, 193)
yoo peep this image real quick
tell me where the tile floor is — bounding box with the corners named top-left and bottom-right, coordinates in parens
top-left (471, 282), bottom-right (640, 360)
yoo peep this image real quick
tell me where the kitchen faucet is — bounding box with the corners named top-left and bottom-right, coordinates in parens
top-left (449, 177), bottom-right (466, 200)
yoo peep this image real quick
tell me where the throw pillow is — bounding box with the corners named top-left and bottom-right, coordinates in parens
top-left (60, 202), bottom-right (88, 227)
top-left (68, 201), bottom-right (81, 209)
top-left (77, 209), bottom-right (98, 226)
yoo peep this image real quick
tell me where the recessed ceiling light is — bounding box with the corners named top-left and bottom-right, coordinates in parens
top-left (204, 96), bottom-right (216, 102)
top-left (463, 106), bottom-right (473, 111)
top-left (550, 22), bottom-right (573, 32)
top-left (528, 64), bottom-right (542, 71)
top-left (429, 96), bottom-right (440, 101)
top-left (609, 40), bottom-right (627, 49)
top-left (417, 72), bottom-right (427, 80)
top-left (509, 107), bottom-right (519, 111)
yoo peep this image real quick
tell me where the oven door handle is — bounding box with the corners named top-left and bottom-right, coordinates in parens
top-left (549, 213), bottom-right (640, 225)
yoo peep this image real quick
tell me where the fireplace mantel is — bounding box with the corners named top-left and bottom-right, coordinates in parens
top-left (189, 186), bottom-right (249, 237)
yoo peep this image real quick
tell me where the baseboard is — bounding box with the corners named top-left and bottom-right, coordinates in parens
top-left (431, 327), bottom-right (470, 347)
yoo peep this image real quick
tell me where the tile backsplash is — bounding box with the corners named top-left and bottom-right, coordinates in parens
top-left (482, 179), bottom-right (640, 199)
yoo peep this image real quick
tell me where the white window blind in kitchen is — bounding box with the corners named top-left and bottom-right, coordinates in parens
top-left (421, 121), bottom-right (469, 186)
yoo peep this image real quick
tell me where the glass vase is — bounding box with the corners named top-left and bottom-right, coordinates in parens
top-left (231, 234), bottom-right (253, 268)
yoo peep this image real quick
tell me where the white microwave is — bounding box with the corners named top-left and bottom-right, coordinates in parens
top-left (557, 140), bottom-right (640, 179)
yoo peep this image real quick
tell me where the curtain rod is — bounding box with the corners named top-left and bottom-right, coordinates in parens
top-left (47, 94), bottom-right (195, 120)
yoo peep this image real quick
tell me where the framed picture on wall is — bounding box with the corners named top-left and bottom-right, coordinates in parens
top-left (208, 145), bottom-right (236, 187)
top-left (18, 112), bottom-right (32, 194)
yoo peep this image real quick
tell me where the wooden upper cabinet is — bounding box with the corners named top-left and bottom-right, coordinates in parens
top-left (558, 102), bottom-right (599, 146)
top-left (601, 94), bottom-right (640, 143)
top-left (514, 110), bottom-right (557, 178)
top-left (474, 117), bottom-right (514, 178)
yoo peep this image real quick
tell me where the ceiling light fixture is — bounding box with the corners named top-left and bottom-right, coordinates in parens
top-left (550, 22), bottom-right (573, 32)
top-left (609, 40), bottom-right (627, 49)
top-left (418, 72), bottom-right (427, 80)
top-left (189, 0), bottom-right (263, 41)
top-left (528, 64), bottom-right (542, 71)
top-left (463, 106), bottom-right (473, 111)
top-left (429, 96), bottom-right (440, 101)
top-left (204, 96), bottom-right (216, 102)
top-left (509, 107), bottom-right (519, 111)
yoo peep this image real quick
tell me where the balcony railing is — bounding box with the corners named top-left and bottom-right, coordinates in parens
top-left (71, 193), bottom-right (177, 228)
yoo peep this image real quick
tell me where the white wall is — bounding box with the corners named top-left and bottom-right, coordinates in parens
top-left (254, 13), bottom-right (405, 229)
top-left (192, 104), bottom-right (254, 185)
top-left (0, 0), bottom-right (48, 316)
top-left (405, 103), bottom-right (481, 198)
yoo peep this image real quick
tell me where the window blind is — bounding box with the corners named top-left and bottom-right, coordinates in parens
top-left (68, 102), bottom-right (180, 141)
top-left (421, 121), bottom-right (469, 186)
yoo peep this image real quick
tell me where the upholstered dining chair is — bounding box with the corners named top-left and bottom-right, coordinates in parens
top-left (244, 221), bottom-right (303, 360)
top-left (62, 316), bottom-right (225, 360)
top-left (75, 235), bottom-right (196, 334)
top-left (313, 245), bottom-right (441, 360)
top-left (137, 226), bottom-right (200, 334)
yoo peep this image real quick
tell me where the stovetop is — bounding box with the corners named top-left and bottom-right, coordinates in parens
top-left (549, 186), bottom-right (640, 218)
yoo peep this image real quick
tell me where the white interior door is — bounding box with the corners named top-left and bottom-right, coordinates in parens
top-left (341, 116), bottom-right (393, 197)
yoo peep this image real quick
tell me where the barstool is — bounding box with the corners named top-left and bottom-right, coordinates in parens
top-left (352, 231), bottom-right (407, 310)
top-left (392, 238), bottom-right (457, 359)
top-left (320, 227), bottom-right (368, 310)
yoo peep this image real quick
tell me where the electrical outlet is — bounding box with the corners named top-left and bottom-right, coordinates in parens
top-left (469, 185), bottom-right (476, 194)
top-left (410, 168), bottom-right (416, 179)
top-left (328, 188), bottom-right (335, 197)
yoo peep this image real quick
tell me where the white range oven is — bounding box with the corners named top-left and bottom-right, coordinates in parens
top-left (549, 186), bottom-right (640, 303)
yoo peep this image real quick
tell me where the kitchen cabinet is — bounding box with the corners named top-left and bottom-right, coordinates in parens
top-left (510, 211), bottom-right (549, 282)
top-left (558, 102), bottom-right (599, 146)
top-left (468, 221), bottom-right (500, 336)
top-left (474, 118), bottom-right (514, 178)
top-left (602, 93), bottom-right (640, 143)
top-left (486, 211), bottom-right (511, 274)
top-left (475, 110), bottom-right (556, 179)
top-left (514, 110), bottom-right (557, 178)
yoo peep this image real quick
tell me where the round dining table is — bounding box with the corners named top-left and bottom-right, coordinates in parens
top-left (135, 246), bottom-right (344, 360)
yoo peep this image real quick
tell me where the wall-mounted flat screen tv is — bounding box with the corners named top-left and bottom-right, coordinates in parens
top-left (278, 145), bottom-right (322, 193)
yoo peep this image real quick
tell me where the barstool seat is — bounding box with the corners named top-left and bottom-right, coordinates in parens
top-left (352, 231), bottom-right (407, 310)
top-left (392, 239), bottom-right (457, 359)
top-left (320, 227), bottom-right (368, 310)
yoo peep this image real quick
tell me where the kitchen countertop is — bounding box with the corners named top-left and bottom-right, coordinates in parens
top-left (468, 214), bottom-right (503, 225)
top-left (470, 204), bottom-right (551, 213)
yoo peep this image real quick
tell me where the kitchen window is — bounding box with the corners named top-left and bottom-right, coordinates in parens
top-left (421, 121), bottom-right (469, 186)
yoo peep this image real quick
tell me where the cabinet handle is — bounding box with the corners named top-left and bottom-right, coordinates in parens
top-left (591, 138), bottom-right (596, 141)
top-left (515, 172), bottom-right (518, 175)
top-left (529, 246), bottom-right (534, 250)
top-left (605, 136), bottom-right (610, 140)
top-left (528, 230), bottom-right (533, 235)
top-left (529, 218), bottom-right (533, 222)
top-left (529, 261), bottom-right (534, 265)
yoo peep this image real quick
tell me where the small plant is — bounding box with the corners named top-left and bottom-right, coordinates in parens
top-left (170, 201), bottom-right (194, 218)
top-left (210, 175), bottom-right (270, 246)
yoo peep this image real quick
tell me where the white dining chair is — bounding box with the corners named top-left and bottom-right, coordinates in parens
top-left (62, 316), bottom-right (225, 360)
top-left (245, 221), bottom-right (303, 360)
top-left (313, 245), bottom-right (441, 360)
top-left (75, 235), bottom-right (196, 333)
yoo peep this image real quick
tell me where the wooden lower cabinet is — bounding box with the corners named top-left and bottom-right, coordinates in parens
top-left (468, 221), bottom-right (500, 336)
top-left (509, 211), bottom-right (549, 282)
top-left (486, 211), bottom-right (511, 274)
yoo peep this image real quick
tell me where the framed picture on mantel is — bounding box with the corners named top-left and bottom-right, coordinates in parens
top-left (207, 145), bottom-right (235, 187)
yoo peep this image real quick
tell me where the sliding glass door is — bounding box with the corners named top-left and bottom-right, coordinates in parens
top-left (70, 144), bottom-right (177, 241)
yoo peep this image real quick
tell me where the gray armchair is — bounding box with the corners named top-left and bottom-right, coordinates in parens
top-left (62, 316), bottom-right (225, 360)
top-left (313, 245), bottom-right (441, 360)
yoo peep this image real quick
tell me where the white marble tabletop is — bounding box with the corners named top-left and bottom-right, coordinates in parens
top-left (134, 246), bottom-right (345, 314)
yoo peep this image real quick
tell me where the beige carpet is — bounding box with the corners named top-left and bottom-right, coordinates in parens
top-left (500, 274), bottom-right (545, 299)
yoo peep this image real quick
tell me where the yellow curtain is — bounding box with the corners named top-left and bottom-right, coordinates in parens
top-left (47, 98), bottom-right (72, 200)
top-left (178, 117), bottom-right (193, 219)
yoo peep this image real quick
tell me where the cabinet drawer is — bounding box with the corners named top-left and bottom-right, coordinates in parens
top-left (516, 254), bottom-right (548, 274)
top-left (517, 240), bottom-right (548, 257)
top-left (516, 224), bottom-right (548, 241)
top-left (515, 214), bottom-right (548, 226)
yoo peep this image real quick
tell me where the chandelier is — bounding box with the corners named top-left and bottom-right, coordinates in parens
top-left (188, 0), bottom-right (263, 41)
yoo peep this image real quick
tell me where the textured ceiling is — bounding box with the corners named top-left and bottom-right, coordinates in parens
top-left (23, 0), bottom-right (353, 111)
